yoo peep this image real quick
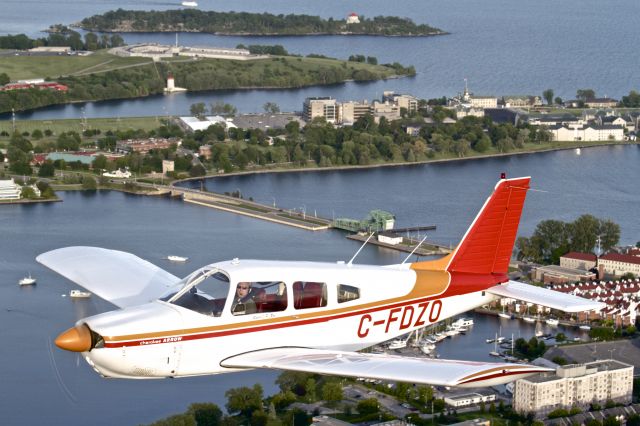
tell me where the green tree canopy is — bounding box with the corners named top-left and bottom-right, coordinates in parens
top-left (225, 384), bottom-right (263, 418)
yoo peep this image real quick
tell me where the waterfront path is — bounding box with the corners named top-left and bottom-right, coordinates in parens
top-left (146, 183), bottom-right (332, 231)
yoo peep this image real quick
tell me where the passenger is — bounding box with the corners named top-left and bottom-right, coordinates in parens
top-left (231, 282), bottom-right (257, 315)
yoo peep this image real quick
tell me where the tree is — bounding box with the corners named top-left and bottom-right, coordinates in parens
top-left (38, 161), bottom-right (55, 177)
top-left (187, 403), bottom-right (222, 426)
top-left (0, 72), bottom-right (9, 85)
top-left (597, 219), bottom-right (620, 252)
top-left (543, 89), bottom-right (554, 106)
top-left (210, 101), bottom-right (237, 117)
top-left (357, 398), bottom-right (379, 415)
top-left (190, 102), bottom-right (207, 118)
top-left (82, 175), bottom-right (97, 190)
top-left (554, 96), bottom-right (563, 105)
top-left (321, 381), bottom-right (343, 405)
top-left (569, 214), bottom-right (599, 253)
top-left (225, 384), bottom-right (263, 417)
top-left (263, 102), bottom-right (280, 114)
top-left (576, 89), bottom-right (596, 101)
top-left (21, 186), bottom-right (36, 199)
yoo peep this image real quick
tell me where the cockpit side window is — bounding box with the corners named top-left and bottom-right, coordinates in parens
top-left (231, 281), bottom-right (288, 316)
top-left (171, 270), bottom-right (230, 317)
top-left (337, 284), bottom-right (360, 303)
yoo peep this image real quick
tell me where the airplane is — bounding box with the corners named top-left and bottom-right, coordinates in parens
top-left (37, 176), bottom-right (604, 388)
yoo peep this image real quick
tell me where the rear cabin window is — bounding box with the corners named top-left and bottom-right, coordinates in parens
top-left (231, 281), bottom-right (288, 316)
top-left (337, 284), bottom-right (360, 303)
top-left (292, 281), bottom-right (327, 309)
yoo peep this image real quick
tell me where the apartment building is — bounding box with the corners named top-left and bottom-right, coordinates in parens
top-left (341, 100), bottom-right (372, 124)
top-left (303, 97), bottom-right (338, 123)
top-left (514, 360), bottom-right (633, 418)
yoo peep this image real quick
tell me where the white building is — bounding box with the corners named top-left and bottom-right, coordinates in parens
top-left (346, 13), bottom-right (360, 24)
top-left (103, 169), bottom-right (132, 179)
top-left (0, 179), bottom-right (22, 200)
top-left (178, 116), bottom-right (235, 132)
top-left (378, 232), bottom-right (402, 246)
top-left (548, 125), bottom-right (624, 142)
top-left (514, 360), bottom-right (633, 418)
top-left (303, 97), bottom-right (339, 123)
top-left (444, 391), bottom-right (496, 408)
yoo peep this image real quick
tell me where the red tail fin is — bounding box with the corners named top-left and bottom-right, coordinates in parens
top-left (445, 177), bottom-right (530, 276)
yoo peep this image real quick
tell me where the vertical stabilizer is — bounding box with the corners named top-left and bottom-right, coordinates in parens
top-left (413, 177), bottom-right (530, 280)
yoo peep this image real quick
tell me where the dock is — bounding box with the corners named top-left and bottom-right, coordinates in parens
top-left (346, 233), bottom-right (452, 256)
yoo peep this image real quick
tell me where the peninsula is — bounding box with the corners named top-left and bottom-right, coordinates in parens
top-left (76, 9), bottom-right (444, 36)
top-left (0, 48), bottom-right (414, 114)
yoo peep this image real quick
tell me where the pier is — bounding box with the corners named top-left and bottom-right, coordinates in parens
top-left (146, 183), bottom-right (332, 231)
top-left (346, 233), bottom-right (452, 256)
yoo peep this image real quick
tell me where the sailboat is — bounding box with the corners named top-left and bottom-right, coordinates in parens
top-left (489, 332), bottom-right (500, 357)
top-left (19, 273), bottom-right (36, 286)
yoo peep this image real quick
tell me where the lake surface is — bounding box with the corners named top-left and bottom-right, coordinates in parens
top-left (2, 0), bottom-right (640, 119)
top-left (1, 147), bottom-right (637, 425)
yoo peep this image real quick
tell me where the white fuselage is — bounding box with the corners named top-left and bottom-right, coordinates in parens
top-left (79, 259), bottom-right (498, 379)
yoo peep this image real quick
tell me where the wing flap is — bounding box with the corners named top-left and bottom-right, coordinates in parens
top-left (37, 246), bottom-right (180, 308)
top-left (487, 280), bottom-right (606, 312)
top-left (221, 347), bottom-right (551, 388)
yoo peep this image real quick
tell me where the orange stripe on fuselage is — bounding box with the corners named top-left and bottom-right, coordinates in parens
top-left (103, 268), bottom-right (452, 347)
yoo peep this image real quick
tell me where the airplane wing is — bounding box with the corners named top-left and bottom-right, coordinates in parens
top-left (486, 280), bottom-right (606, 312)
top-left (37, 246), bottom-right (180, 308)
top-left (221, 347), bottom-right (552, 388)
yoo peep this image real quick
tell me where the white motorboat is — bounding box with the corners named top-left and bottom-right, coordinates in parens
top-left (167, 255), bottom-right (188, 262)
top-left (579, 324), bottom-right (591, 331)
top-left (451, 317), bottom-right (474, 328)
top-left (489, 351), bottom-right (501, 357)
top-left (19, 273), bottom-right (36, 286)
top-left (546, 318), bottom-right (559, 326)
top-left (498, 312), bottom-right (512, 319)
top-left (70, 289), bottom-right (92, 299)
top-left (181, 1), bottom-right (198, 7)
top-left (523, 316), bottom-right (536, 323)
top-left (388, 338), bottom-right (408, 350)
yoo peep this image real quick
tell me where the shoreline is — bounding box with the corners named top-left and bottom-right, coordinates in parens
top-left (174, 141), bottom-right (637, 185)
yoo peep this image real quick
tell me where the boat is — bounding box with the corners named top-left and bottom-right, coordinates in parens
top-left (575, 147), bottom-right (581, 155)
top-left (535, 330), bottom-right (544, 337)
top-left (523, 316), bottom-right (536, 323)
top-left (579, 324), bottom-right (591, 331)
top-left (70, 289), bottom-right (91, 298)
top-left (19, 273), bottom-right (36, 286)
top-left (167, 255), bottom-right (188, 262)
top-left (181, 1), bottom-right (198, 7)
top-left (388, 338), bottom-right (408, 350)
top-left (452, 318), bottom-right (474, 328)
top-left (546, 318), bottom-right (559, 326)
top-left (498, 306), bottom-right (512, 319)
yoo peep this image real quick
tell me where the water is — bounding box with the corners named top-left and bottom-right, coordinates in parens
top-left (2, 0), bottom-right (640, 119)
top-left (184, 145), bottom-right (640, 247)
top-left (1, 148), bottom-right (637, 424)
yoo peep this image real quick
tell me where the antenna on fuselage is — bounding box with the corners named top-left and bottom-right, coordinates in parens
top-left (347, 232), bottom-right (374, 266)
top-left (401, 234), bottom-right (428, 265)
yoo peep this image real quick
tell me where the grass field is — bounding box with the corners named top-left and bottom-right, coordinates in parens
top-left (0, 116), bottom-right (164, 144)
top-left (0, 50), bottom-right (154, 80)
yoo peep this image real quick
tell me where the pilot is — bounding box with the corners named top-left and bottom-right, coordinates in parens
top-left (232, 282), bottom-right (256, 315)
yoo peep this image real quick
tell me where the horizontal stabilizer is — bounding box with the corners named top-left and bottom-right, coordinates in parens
top-left (487, 280), bottom-right (606, 312)
top-left (37, 246), bottom-right (180, 308)
top-left (222, 347), bottom-right (552, 388)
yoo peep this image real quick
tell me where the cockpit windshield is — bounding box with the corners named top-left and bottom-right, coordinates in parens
top-left (162, 266), bottom-right (230, 317)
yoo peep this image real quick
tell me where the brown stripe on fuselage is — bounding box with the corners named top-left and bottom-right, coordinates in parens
top-left (103, 262), bottom-right (453, 345)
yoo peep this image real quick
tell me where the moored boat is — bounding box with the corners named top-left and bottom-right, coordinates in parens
top-left (546, 318), bottom-right (559, 326)
top-left (70, 289), bottom-right (92, 298)
top-left (181, 1), bottom-right (198, 7)
top-left (523, 316), bottom-right (535, 323)
top-left (19, 273), bottom-right (36, 286)
top-left (167, 255), bottom-right (188, 262)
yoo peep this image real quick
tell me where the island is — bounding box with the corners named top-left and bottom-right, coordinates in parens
top-left (76, 9), bottom-right (445, 36)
